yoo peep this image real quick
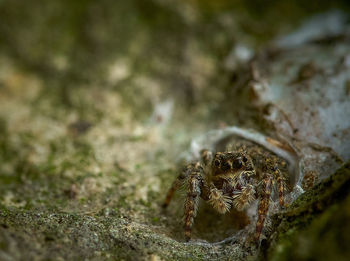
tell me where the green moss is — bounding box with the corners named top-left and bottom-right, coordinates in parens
top-left (268, 162), bottom-right (350, 261)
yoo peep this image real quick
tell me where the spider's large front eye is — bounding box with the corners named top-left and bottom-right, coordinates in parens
top-left (232, 158), bottom-right (243, 169)
top-left (214, 159), bottom-right (220, 167)
top-left (221, 162), bottom-right (231, 171)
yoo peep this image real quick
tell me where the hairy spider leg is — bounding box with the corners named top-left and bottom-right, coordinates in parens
top-left (163, 148), bottom-right (212, 209)
top-left (183, 165), bottom-right (204, 241)
top-left (163, 160), bottom-right (212, 241)
top-left (274, 167), bottom-right (287, 207)
top-left (255, 176), bottom-right (272, 241)
top-left (162, 167), bottom-right (189, 208)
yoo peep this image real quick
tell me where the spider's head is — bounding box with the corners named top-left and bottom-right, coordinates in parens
top-left (212, 151), bottom-right (255, 177)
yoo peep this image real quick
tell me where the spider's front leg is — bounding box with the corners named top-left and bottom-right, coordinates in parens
top-left (163, 162), bottom-right (207, 241)
top-left (162, 150), bottom-right (212, 209)
top-left (162, 166), bottom-right (188, 209)
top-left (183, 163), bottom-right (205, 241)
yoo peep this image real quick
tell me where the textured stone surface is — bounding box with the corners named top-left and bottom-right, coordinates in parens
top-left (0, 1), bottom-right (349, 260)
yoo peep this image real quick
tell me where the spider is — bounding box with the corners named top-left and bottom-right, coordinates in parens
top-left (162, 137), bottom-right (290, 242)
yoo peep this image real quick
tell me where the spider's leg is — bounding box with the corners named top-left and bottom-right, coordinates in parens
top-left (162, 165), bottom-right (191, 208)
top-left (255, 175), bottom-right (272, 241)
top-left (183, 163), bottom-right (204, 241)
top-left (273, 166), bottom-right (287, 207)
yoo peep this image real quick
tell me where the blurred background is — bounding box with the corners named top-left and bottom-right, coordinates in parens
top-left (0, 0), bottom-right (349, 260)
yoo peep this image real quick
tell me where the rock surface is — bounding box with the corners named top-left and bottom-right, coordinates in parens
top-left (0, 1), bottom-right (349, 260)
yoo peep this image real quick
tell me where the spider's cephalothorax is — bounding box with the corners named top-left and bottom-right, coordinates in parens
top-left (163, 138), bottom-right (289, 242)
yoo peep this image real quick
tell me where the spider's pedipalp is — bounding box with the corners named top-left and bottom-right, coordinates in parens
top-left (208, 186), bottom-right (232, 214)
top-left (232, 184), bottom-right (256, 211)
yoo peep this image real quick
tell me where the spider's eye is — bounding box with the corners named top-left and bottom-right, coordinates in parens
top-left (242, 156), bottom-right (248, 163)
top-left (221, 162), bottom-right (231, 171)
top-left (232, 158), bottom-right (243, 169)
top-left (214, 159), bottom-right (220, 167)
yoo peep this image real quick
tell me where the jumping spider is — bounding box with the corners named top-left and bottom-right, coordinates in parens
top-left (163, 137), bottom-right (290, 242)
